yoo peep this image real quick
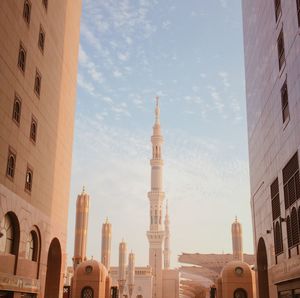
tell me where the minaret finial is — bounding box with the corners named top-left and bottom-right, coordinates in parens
top-left (155, 96), bottom-right (160, 124)
top-left (105, 217), bottom-right (109, 223)
top-left (235, 216), bottom-right (238, 222)
top-left (82, 185), bottom-right (85, 194)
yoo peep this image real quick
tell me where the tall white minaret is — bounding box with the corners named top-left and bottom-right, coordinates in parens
top-left (72, 187), bottom-right (90, 270)
top-left (232, 217), bottom-right (243, 261)
top-left (163, 201), bottom-right (171, 269)
top-left (118, 240), bottom-right (127, 297)
top-left (147, 97), bottom-right (165, 298)
top-left (101, 217), bottom-right (112, 271)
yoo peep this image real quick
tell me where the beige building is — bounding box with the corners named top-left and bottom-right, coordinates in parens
top-left (243, 0), bottom-right (300, 297)
top-left (0, 0), bottom-right (81, 297)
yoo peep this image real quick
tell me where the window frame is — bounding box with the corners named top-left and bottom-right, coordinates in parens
top-left (277, 29), bottom-right (285, 71)
top-left (42, 0), bottom-right (48, 10)
top-left (297, 0), bottom-right (300, 27)
top-left (6, 147), bottom-right (17, 180)
top-left (18, 43), bottom-right (27, 73)
top-left (274, 0), bottom-right (282, 22)
top-left (12, 94), bottom-right (22, 125)
top-left (34, 70), bottom-right (42, 97)
top-left (23, 0), bottom-right (31, 25)
top-left (25, 166), bottom-right (33, 193)
top-left (38, 25), bottom-right (46, 53)
top-left (281, 79), bottom-right (289, 123)
top-left (30, 116), bottom-right (38, 143)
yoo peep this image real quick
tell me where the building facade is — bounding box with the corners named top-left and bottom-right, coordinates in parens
top-left (242, 0), bottom-right (300, 297)
top-left (0, 0), bottom-right (81, 297)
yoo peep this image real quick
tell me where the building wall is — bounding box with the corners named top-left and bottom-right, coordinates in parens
top-left (0, 0), bottom-right (81, 296)
top-left (162, 269), bottom-right (180, 298)
top-left (242, 0), bottom-right (300, 296)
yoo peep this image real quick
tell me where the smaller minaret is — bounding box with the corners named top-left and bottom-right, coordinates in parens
top-left (101, 217), bottom-right (112, 272)
top-left (118, 240), bottom-right (127, 297)
top-left (231, 216), bottom-right (243, 261)
top-left (128, 252), bottom-right (135, 298)
top-left (73, 187), bottom-right (90, 269)
top-left (163, 201), bottom-right (171, 269)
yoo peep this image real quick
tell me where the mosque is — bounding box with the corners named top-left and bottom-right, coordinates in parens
top-left (66, 99), bottom-right (180, 298)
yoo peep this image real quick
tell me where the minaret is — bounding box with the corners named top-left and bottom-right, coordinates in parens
top-left (72, 187), bottom-right (90, 269)
top-left (118, 240), bottom-right (127, 297)
top-left (163, 201), bottom-right (171, 269)
top-left (128, 252), bottom-right (135, 298)
top-left (232, 217), bottom-right (243, 261)
top-left (147, 97), bottom-right (165, 298)
top-left (101, 217), bottom-right (112, 272)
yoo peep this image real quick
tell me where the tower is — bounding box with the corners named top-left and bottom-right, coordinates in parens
top-left (163, 201), bottom-right (171, 269)
top-left (118, 240), bottom-right (127, 297)
top-left (73, 187), bottom-right (90, 269)
top-left (101, 217), bottom-right (112, 271)
top-left (231, 217), bottom-right (243, 261)
top-left (147, 97), bottom-right (165, 298)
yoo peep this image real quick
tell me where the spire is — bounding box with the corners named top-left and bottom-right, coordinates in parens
top-left (82, 185), bottom-right (86, 194)
top-left (155, 96), bottom-right (160, 124)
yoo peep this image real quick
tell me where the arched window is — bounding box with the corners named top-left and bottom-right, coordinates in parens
top-left (234, 288), bottom-right (247, 298)
top-left (81, 287), bottom-right (94, 298)
top-left (34, 71), bottom-right (42, 96)
top-left (42, 0), bottom-right (48, 10)
top-left (23, 0), bottom-right (31, 24)
top-left (0, 213), bottom-right (20, 256)
top-left (287, 215), bottom-right (292, 248)
top-left (25, 167), bottom-right (33, 192)
top-left (6, 150), bottom-right (16, 179)
top-left (30, 117), bottom-right (38, 143)
top-left (274, 221), bottom-right (283, 254)
top-left (291, 207), bottom-right (299, 245)
top-left (13, 96), bottom-right (22, 124)
top-left (38, 27), bottom-right (45, 52)
top-left (18, 44), bottom-right (26, 72)
top-left (25, 230), bottom-right (39, 261)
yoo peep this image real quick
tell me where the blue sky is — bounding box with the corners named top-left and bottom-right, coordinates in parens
top-left (67, 0), bottom-right (253, 267)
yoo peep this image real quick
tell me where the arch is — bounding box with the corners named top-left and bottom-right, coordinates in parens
top-left (81, 287), bottom-right (94, 298)
top-left (234, 288), bottom-right (247, 298)
top-left (23, 0), bottom-right (31, 24)
top-left (257, 237), bottom-right (269, 298)
top-left (18, 47), bottom-right (26, 72)
top-left (44, 238), bottom-right (62, 298)
top-left (6, 154), bottom-right (16, 178)
top-left (291, 207), bottom-right (299, 245)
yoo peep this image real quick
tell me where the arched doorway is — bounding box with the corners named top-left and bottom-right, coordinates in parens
top-left (234, 288), bottom-right (247, 298)
top-left (257, 237), bottom-right (269, 298)
top-left (44, 238), bottom-right (62, 298)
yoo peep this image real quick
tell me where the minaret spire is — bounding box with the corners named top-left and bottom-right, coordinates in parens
top-left (147, 97), bottom-right (165, 298)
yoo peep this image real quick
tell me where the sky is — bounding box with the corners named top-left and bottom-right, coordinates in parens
top-left (67, 0), bottom-right (253, 267)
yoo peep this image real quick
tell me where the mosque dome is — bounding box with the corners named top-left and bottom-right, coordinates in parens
top-left (221, 260), bottom-right (252, 283)
top-left (75, 259), bottom-right (108, 281)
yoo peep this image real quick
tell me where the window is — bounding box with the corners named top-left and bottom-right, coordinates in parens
top-left (277, 29), bottom-right (285, 70)
top-left (42, 0), bottom-right (48, 10)
top-left (274, 0), bottom-right (282, 21)
top-left (274, 221), bottom-right (284, 255)
top-left (287, 215), bottom-right (293, 248)
top-left (234, 289), bottom-right (248, 298)
top-left (281, 80), bottom-right (289, 123)
top-left (0, 214), bottom-right (14, 254)
top-left (283, 153), bottom-right (300, 209)
top-left (271, 178), bottom-right (283, 255)
top-left (30, 117), bottom-right (38, 143)
top-left (291, 207), bottom-right (299, 246)
top-left (34, 70), bottom-right (42, 96)
top-left (81, 287), bottom-right (94, 298)
top-left (25, 230), bottom-right (38, 261)
top-left (6, 148), bottom-right (16, 179)
top-left (25, 167), bottom-right (33, 192)
top-left (297, 0), bottom-right (300, 27)
top-left (18, 44), bottom-right (26, 73)
top-left (23, 0), bottom-right (31, 24)
top-left (12, 95), bottom-right (22, 124)
top-left (38, 26), bottom-right (45, 52)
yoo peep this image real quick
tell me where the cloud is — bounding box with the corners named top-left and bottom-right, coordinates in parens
top-left (77, 73), bottom-right (95, 95)
top-left (113, 69), bottom-right (123, 78)
top-left (218, 71), bottom-right (230, 88)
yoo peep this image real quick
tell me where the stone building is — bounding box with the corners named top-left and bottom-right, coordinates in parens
top-left (242, 0), bottom-right (300, 296)
top-left (0, 0), bottom-right (81, 297)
